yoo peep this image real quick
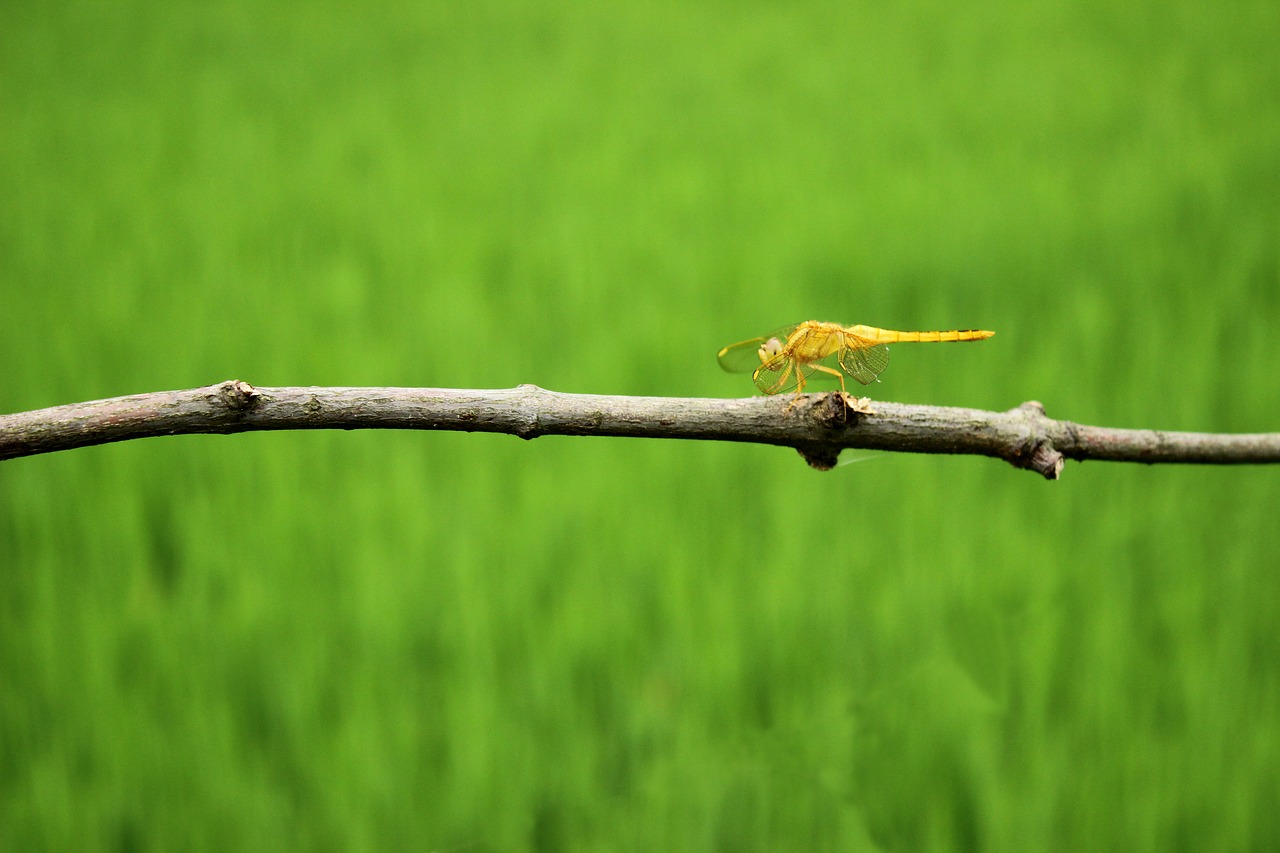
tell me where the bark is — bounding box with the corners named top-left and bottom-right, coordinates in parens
top-left (2, 380), bottom-right (1278, 480)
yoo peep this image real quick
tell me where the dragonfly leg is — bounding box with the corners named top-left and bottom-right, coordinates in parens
top-left (783, 369), bottom-right (808, 413)
top-left (809, 363), bottom-right (848, 396)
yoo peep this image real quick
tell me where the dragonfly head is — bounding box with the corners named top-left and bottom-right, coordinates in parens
top-left (757, 337), bottom-right (784, 364)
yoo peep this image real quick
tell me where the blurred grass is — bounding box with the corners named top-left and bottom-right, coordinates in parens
top-left (2, 0), bottom-right (1279, 850)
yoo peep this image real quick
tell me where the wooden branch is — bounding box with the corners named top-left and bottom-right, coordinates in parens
top-left (2, 380), bottom-right (1278, 479)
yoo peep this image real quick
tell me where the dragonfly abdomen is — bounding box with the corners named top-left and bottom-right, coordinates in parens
top-left (850, 326), bottom-right (995, 344)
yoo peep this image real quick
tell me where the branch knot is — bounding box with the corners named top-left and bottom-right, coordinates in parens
top-left (1010, 400), bottom-right (1064, 479)
top-left (217, 380), bottom-right (262, 412)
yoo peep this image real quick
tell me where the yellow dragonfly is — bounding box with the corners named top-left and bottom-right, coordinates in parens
top-left (718, 320), bottom-right (994, 397)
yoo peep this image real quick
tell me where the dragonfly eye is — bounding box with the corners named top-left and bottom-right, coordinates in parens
top-left (757, 337), bottom-right (784, 363)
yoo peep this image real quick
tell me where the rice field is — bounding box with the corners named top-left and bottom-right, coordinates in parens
top-left (2, 1), bottom-right (1278, 849)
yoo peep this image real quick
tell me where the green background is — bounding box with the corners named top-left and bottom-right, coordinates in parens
top-left (3, 1), bottom-right (1278, 850)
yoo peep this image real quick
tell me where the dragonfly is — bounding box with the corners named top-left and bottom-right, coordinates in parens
top-left (717, 320), bottom-right (994, 397)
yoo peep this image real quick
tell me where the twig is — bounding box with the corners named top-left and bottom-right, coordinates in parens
top-left (1, 380), bottom-right (1277, 479)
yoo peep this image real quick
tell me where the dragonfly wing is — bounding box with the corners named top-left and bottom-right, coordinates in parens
top-left (754, 355), bottom-right (812, 395)
top-left (717, 337), bottom-right (769, 373)
top-left (838, 339), bottom-right (890, 385)
top-left (717, 324), bottom-right (800, 373)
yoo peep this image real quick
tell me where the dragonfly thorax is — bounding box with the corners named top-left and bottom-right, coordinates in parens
top-left (787, 323), bottom-right (844, 361)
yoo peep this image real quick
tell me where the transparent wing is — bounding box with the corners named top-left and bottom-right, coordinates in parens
top-left (753, 354), bottom-right (813, 395)
top-left (716, 324), bottom-right (799, 373)
top-left (837, 336), bottom-right (890, 385)
top-left (717, 336), bottom-right (769, 373)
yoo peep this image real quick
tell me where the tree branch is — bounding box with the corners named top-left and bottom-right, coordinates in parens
top-left (1, 380), bottom-right (1277, 479)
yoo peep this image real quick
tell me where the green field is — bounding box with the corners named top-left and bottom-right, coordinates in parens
top-left (3, 1), bottom-right (1279, 849)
